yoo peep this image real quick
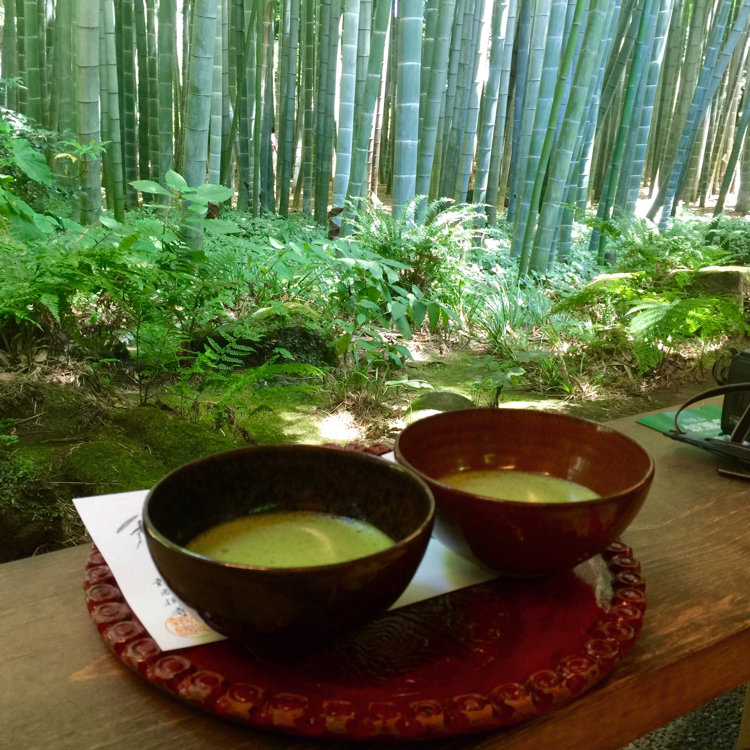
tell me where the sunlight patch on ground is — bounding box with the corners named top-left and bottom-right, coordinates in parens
top-left (402, 408), bottom-right (442, 424)
top-left (499, 398), bottom-right (570, 412)
top-left (404, 334), bottom-right (449, 362)
top-left (317, 411), bottom-right (365, 442)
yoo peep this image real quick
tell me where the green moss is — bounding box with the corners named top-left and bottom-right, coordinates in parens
top-left (113, 406), bottom-right (240, 469)
top-left (0, 378), bottom-right (111, 443)
top-left (0, 449), bottom-right (63, 562)
top-left (241, 405), bottom-right (311, 444)
top-left (404, 351), bottom-right (481, 401)
top-left (64, 435), bottom-right (167, 494)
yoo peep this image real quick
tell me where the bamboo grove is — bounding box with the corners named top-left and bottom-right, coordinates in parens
top-left (3, 0), bottom-right (750, 273)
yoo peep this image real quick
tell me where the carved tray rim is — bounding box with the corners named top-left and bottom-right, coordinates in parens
top-left (84, 541), bottom-right (646, 741)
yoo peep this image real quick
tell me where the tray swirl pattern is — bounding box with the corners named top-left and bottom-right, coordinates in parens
top-left (84, 542), bottom-right (645, 741)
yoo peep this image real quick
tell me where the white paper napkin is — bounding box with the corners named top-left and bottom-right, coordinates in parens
top-left (74, 488), bottom-right (497, 652)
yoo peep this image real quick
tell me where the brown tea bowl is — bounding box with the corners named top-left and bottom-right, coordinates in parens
top-left (143, 445), bottom-right (434, 653)
top-left (394, 408), bottom-right (653, 577)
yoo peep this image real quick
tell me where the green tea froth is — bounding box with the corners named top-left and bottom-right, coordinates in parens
top-left (187, 510), bottom-right (394, 567)
top-left (438, 469), bottom-right (600, 503)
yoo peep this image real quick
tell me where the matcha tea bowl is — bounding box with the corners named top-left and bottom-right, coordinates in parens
top-left (394, 408), bottom-right (653, 577)
top-left (143, 445), bottom-right (434, 653)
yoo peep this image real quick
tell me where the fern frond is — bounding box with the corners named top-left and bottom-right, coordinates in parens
top-left (626, 299), bottom-right (670, 337)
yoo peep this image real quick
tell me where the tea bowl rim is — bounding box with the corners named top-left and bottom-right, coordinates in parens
top-left (143, 443), bottom-right (436, 574)
top-left (394, 407), bottom-right (655, 507)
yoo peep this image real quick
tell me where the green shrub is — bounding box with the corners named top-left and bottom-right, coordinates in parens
top-left (344, 196), bottom-right (479, 294)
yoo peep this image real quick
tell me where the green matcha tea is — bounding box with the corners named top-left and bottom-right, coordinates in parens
top-left (438, 469), bottom-right (600, 503)
top-left (186, 510), bottom-right (395, 567)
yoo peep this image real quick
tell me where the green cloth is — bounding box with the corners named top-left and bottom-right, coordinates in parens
top-left (636, 404), bottom-right (723, 437)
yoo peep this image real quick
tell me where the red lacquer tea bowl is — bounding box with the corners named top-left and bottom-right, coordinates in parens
top-left (395, 408), bottom-right (654, 576)
top-left (143, 445), bottom-right (434, 653)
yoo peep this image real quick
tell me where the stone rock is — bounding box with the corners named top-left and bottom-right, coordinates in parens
top-left (198, 305), bottom-right (337, 369)
top-left (589, 272), bottom-right (635, 284)
top-left (683, 266), bottom-right (750, 298)
top-left (410, 391), bottom-right (475, 413)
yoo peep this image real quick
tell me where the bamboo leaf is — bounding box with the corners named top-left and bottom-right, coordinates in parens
top-left (357, 299), bottom-right (382, 311)
top-left (389, 301), bottom-right (408, 320)
top-left (394, 315), bottom-right (412, 339)
top-left (334, 332), bottom-right (352, 354)
top-left (410, 298), bottom-right (427, 328)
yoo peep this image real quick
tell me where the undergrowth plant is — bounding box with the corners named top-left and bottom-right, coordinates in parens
top-left (168, 334), bottom-right (325, 437)
top-left (252, 232), bottom-right (458, 380)
top-left (556, 250), bottom-right (749, 377)
top-left (344, 195), bottom-right (480, 294)
top-left (3, 104), bottom-right (749, 417)
top-left (465, 215), bottom-right (750, 395)
top-left (706, 216), bottom-right (750, 263)
top-left (608, 216), bottom-right (736, 274)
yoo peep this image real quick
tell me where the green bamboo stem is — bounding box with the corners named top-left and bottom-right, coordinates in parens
top-left (435, 0), bottom-right (464, 198)
top-left (22, 0), bottom-right (43, 122)
top-left (208, 0), bottom-right (223, 185)
top-left (619, 0), bottom-right (673, 216)
top-left (454, 0), bottom-right (488, 203)
top-left (184, 0), bottom-right (218, 189)
top-left (133, 0), bottom-right (151, 181)
top-left (653, 0), bottom-right (750, 227)
top-left (439, 0), bottom-right (476, 200)
top-left (355, 0), bottom-right (372, 114)
top-left (259, 0), bottom-right (275, 213)
top-left (332, 0), bottom-right (361, 210)
top-left (528, 0), bottom-right (610, 273)
top-left (75, 0), bottom-right (102, 224)
top-left (391, 0), bottom-right (425, 218)
top-left (157, 0), bottom-right (176, 182)
top-left (102, 0), bottom-right (125, 220)
top-left (473, 0), bottom-right (509, 211)
top-left (301, 0), bottom-right (315, 214)
top-left (278, 0), bottom-right (300, 216)
top-left (313, 0), bottom-right (340, 223)
top-left (2, 0), bottom-right (18, 111)
top-left (345, 0), bottom-right (390, 206)
top-left (146, 0), bottom-right (159, 182)
top-left (485, 0), bottom-right (517, 223)
top-left (588, 0), bottom-right (655, 261)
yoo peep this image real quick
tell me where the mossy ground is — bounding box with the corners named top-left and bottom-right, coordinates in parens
top-left (0, 343), bottom-right (711, 562)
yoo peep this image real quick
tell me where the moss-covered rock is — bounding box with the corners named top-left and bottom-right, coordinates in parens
top-left (200, 304), bottom-right (337, 369)
top-left (404, 390), bottom-right (476, 425)
top-left (62, 407), bottom-right (244, 497)
top-left (410, 390), bottom-right (476, 412)
top-left (0, 375), bottom-right (111, 442)
top-left (682, 266), bottom-right (750, 299)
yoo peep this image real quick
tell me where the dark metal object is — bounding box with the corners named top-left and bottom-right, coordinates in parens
top-left (666, 381), bottom-right (750, 469)
top-left (717, 348), bottom-right (750, 433)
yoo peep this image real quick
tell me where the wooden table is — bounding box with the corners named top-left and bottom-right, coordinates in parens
top-left (3, 406), bottom-right (750, 750)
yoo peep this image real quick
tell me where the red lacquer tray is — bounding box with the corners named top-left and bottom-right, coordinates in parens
top-left (84, 542), bottom-right (645, 741)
